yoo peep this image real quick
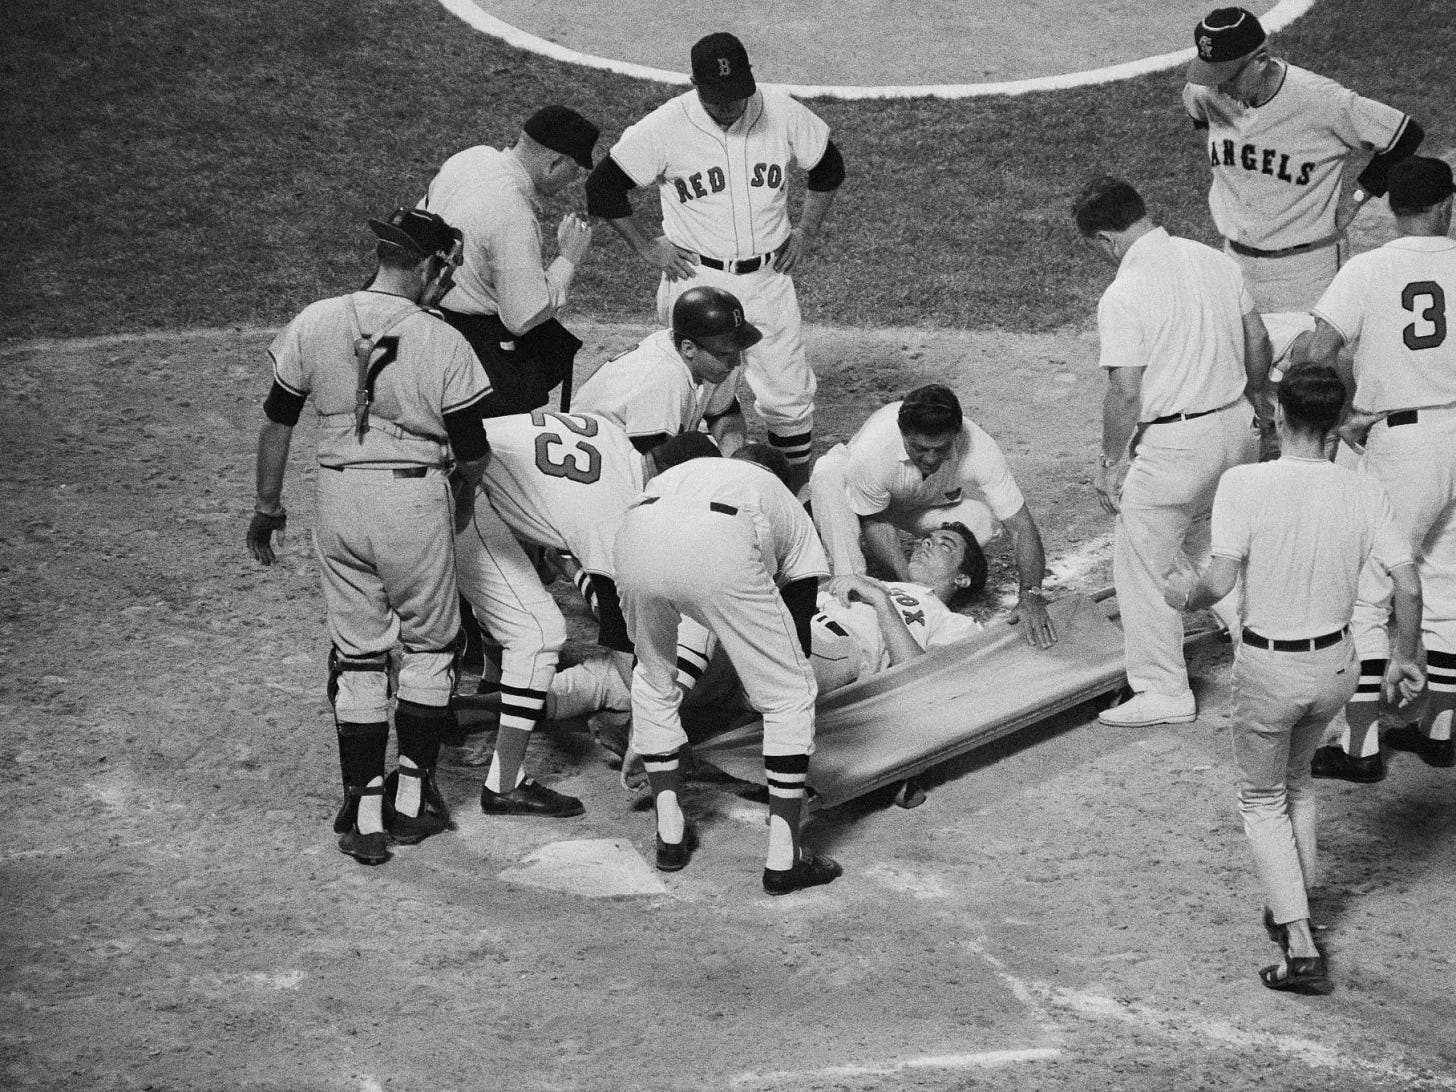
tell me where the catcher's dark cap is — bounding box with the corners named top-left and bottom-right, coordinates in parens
top-left (523, 105), bottom-right (599, 170)
top-left (368, 207), bottom-right (462, 257)
top-left (898, 384), bottom-right (964, 435)
top-left (1388, 156), bottom-right (1456, 213)
top-left (648, 431), bottom-right (721, 472)
top-left (691, 32), bottom-right (756, 104)
top-left (1186, 7), bottom-right (1266, 86)
top-left (672, 286), bottom-right (763, 353)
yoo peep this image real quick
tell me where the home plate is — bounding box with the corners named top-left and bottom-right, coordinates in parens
top-left (499, 838), bottom-right (668, 897)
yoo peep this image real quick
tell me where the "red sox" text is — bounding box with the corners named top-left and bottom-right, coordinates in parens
top-left (672, 162), bottom-right (785, 203)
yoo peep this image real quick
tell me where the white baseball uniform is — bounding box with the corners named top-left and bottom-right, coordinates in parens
top-left (573, 330), bottom-right (740, 448)
top-left (808, 401), bottom-right (1027, 576)
top-left (269, 291), bottom-right (490, 719)
top-left (615, 458), bottom-right (829, 759)
top-left (1184, 64), bottom-right (1412, 312)
top-left (1096, 227), bottom-right (1257, 698)
top-left (1313, 234), bottom-right (1456, 728)
top-left (810, 581), bottom-right (981, 692)
top-left (606, 88), bottom-right (831, 448)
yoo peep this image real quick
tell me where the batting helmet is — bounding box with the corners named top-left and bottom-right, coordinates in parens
top-left (671, 287), bottom-right (763, 354)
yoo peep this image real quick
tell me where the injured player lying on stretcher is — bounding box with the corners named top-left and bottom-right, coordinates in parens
top-left (528, 520), bottom-right (990, 767)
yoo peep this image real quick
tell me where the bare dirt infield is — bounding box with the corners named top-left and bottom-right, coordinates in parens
top-left (1, 321), bottom-right (1454, 1091)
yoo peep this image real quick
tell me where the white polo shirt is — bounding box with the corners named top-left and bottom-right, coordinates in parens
top-left (1313, 236), bottom-right (1456, 412)
top-left (574, 330), bottom-right (740, 442)
top-left (1211, 458), bottom-right (1410, 639)
top-left (1096, 227), bottom-right (1252, 420)
top-left (841, 401), bottom-right (1026, 521)
top-left (421, 145), bottom-right (570, 333)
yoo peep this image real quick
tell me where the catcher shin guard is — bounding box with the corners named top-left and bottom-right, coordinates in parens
top-left (641, 748), bottom-right (685, 843)
top-left (1339, 659), bottom-right (1387, 758)
top-left (764, 752), bottom-right (809, 870)
top-left (334, 720), bottom-right (389, 834)
top-left (327, 645), bottom-right (392, 725)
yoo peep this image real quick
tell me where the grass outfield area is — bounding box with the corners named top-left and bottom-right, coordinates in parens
top-left (1, 0), bottom-right (1453, 342)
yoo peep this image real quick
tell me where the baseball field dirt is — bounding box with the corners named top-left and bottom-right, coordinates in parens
top-left (2, 306), bottom-right (1453, 1091)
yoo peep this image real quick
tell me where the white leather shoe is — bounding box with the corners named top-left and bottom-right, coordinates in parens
top-left (1099, 690), bottom-right (1197, 727)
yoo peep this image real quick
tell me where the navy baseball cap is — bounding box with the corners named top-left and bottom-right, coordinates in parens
top-left (523, 105), bottom-right (599, 170)
top-left (368, 207), bottom-right (462, 257)
top-left (691, 32), bottom-right (756, 103)
top-left (1388, 156), bottom-right (1456, 213)
top-left (1186, 8), bottom-right (1267, 86)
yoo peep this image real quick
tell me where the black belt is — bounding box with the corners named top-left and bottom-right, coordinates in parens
top-left (1227, 234), bottom-right (1339, 259)
top-left (1242, 626), bottom-right (1347, 652)
top-left (1386, 409), bottom-right (1420, 427)
top-left (1148, 407), bottom-right (1217, 425)
top-left (698, 252), bottom-right (771, 274)
top-left (322, 465), bottom-right (430, 478)
top-left (639, 497), bottom-right (738, 515)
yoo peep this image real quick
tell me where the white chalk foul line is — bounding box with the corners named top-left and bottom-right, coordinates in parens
top-left (732, 1048), bottom-right (1062, 1086)
top-left (435, 0), bottom-right (1317, 100)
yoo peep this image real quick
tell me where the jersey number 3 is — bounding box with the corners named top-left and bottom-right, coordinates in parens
top-left (1401, 280), bottom-right (1447, 351)
top-left (531, 411), bottom-right (602, 485)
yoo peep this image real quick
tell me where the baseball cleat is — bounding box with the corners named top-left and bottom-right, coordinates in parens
top-left (1310, 745), bottom-right (1385, 783)
top-left (337, 827), bottom-right (389, 866)
top-left (763, 852), bottom-right (843, 896)
top-left (382, 770), bottom-right (453, 845)
top-left (479, 777), bottom-right (585, 818)
top-left (1382, 724), bottom-right (1455, 768)
top-left (1098, 690), bottom-right (1197, 727)
top-left (655, 824), bottom-right (698, 872)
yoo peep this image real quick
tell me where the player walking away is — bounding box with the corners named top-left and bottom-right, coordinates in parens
top-left (421, 105), bottom-right (599, 416)
top-left (1165, 364), bottom-right (1422, 994)
top-left (614, 440), bottom-right (841, 893)
top-left (811, 523), bottom-right (986, 693)
top-left (1289, 156), bottom-right (1456, 781)
top-left (1183, 8), bottom-right (1423, 317)
top-left (585, 31), bottom-right (846, 488)
top-left (808, 384), bottom-right (1058, 649)
top-left (574, 285), bottom-right (757, 456)
top-left (1074, 176), bottom-right (1272, 727)
top-left (246, 209), bottom-right (492, 865)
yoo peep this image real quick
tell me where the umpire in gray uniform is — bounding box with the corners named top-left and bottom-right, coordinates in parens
top-left (248, 208), bottom-right (493, 865)
top-left (1164, 364), bottom-right (1422, 993)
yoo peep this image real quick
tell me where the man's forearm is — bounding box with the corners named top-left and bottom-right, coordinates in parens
top-left (254, 420), bottom-right (294, 513)
top-left (861, 517), bottom-right (911, 580)
top-left (798, 187), bottom-right (837, 240)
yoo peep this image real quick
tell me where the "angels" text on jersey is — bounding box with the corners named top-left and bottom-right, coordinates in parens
top-left (1208, 140), bottom-right (1314, 185)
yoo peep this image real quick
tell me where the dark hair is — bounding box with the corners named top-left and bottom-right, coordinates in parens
top-left (897, 384), bottom-right (963, 437)
top-left (731, 443), bottom-right (793, 488)
top-left (938, 522), bottom-right (988, 607)
top-left (648, 431), bottom-right (721, 471)
top-left (1072, 175), bottom-right (1147, 236)
top-left (1277, 364), bottom-right (1345, 435)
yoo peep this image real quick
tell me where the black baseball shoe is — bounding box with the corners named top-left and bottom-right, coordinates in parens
top-left (763, 852), bottom-right (843, 896)
top-left (382, 769), bottom-right (453, 845)
top-left (480, 777), bottom-right (585, 817)
top-left (655, 824), bottom-right (698, 872)
top-left (1383, 723), bottom-right (1455, 767)
top-left (1310, 745), bottom-right (1385, 783)
top-left (337, 827), bottom-right (389, 866)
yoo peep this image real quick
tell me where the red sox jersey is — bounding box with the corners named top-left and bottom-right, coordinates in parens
top-left (479, 410), bottom-right (645, 577)
top-left (1312, 236), bottom-right (1456, 411)
top-left (1183, 64), bottom-right (1410, 251)
top-left (574, 330), bottom-right (740, 443)
top-left (814, 581), bottom-right (981, 681)
top-left (608, 88), bottom-right (830, 262)
top-left (269, 290), bottom-right (489, 467)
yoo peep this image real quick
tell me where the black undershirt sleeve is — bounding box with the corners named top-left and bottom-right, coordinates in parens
top-left (263, 380), bottom-right (306, 426)
top-left (1356, 119), bottom-right (1424, 197)
top-left (806, 140), bottom-right (845, 192)
top-left (779, 577), bottom-right (819, 657)
top-left (585, 156), bottom-right (637, 220)
top-left (589, 576), bottom-right (633, 653)
top-left (444, 406), bottom-right (490, 461)
top-left (629, 432), bottom-right (671, 455)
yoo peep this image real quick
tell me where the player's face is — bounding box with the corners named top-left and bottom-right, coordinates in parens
top-left (688, 341), bottom-right (740, 383)
top-left (1217, 50), bottom-right (1266, 106)
top-left (901, 431), bottom-right (957, 478)
top-left (907, 529), bottom-right (966, 591)
top-left (540, 157), bottom-right (584, 196)
top-left (697, 91), bottom-right (750, 129)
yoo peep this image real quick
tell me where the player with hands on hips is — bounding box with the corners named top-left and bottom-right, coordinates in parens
top-left (1289, 156), bottom-right (1456, 780)
top-left (247, 207), bottom-right (492, 865)
top-left (585, 31), bottom-right (846, 485)
top-left (1162, 364), bottom-right (1421, 994)
top-left (808, 383), bottom-right (1057, 649)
